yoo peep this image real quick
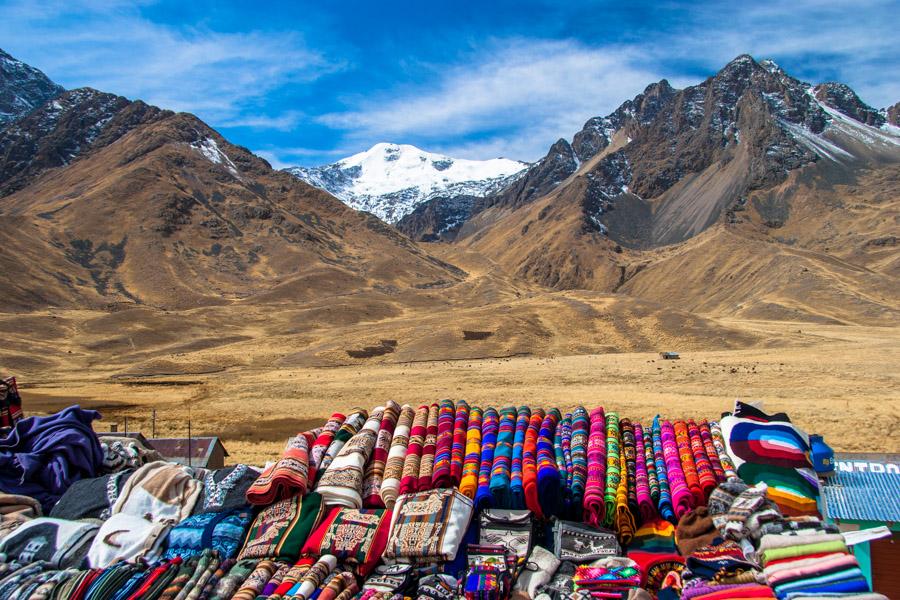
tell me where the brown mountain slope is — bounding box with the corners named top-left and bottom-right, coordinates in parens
top-left (1, 110), bottom-right (464, 309)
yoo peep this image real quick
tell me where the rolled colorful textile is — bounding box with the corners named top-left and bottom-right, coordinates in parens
top-left (230, 560), bottom-right (278, 600)
top-left (379, 404), bottom-right (415, 509)
top-left (561, 413), bottom-right (574, 490)
top-left (510, 405), bottom-right (531, 510)
top-left (634, 422), bottom-right (656, 523)
top-left (674, 420), bottom-right (703, 506)
top-left (553, 412), bottom-right (572, 515)
top-left (267, 560), bottom-right (312, 600)
top-left (449, 400), bottom-right (470, 485)
top-left (399, 405), bottom-right (429, 495)
top-left (459, 407), bottom-right (484, 499)
top-left (489, 406), bottom-right (517, 508)
top-left (537, 408), bottom-right (562, 517)
top-left (659, 418), bottom-right (693, 520)
top-left (362, 400), bottom-right (401, 508)
top-left (416, 403), bottom-right (440, 491)
top-left (475, 407), bottom-right (499, 508)
top-left (602, 411), bottom-right (621, 528)
top-left (615, 434), bottom-right (636, 544)
top-left (256, 561), bottom-right (291, 599)
top-left (522, 408), bottom-right (545, 518)
top-left (709, 421), bottom-right (738, 479)
top-left (641, 426), bottom-right (660, 507)
top-left (621, 418), bottom-right (640, 524)
top-left (431, 399), bottom-right (456, 489)
top-left (247, 431), bottom-right (316, 506)
top-left (317, 409), bottom-right (368, 479)
top-left (283, 554), bottom-right (338, 600)
top-left (652, 417), bottom-right (675, 523)
top-left (317, 571), bottom-right (356, 600)
top-left (688, 419), bottom-right (717, 501)
top-left (583, 407), bottom-right (606, 527)
top-left (698, 420), bottom-right (726, 483)
top-left (317, 406), bottom-right (384, 508)
top-left (569, 406), bottom-right (589, 520)
top-left (308, 414), bottom-right (346, 484)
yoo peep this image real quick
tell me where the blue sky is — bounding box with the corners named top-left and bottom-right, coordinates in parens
top-left (2, 0), bottom-right (898, 167)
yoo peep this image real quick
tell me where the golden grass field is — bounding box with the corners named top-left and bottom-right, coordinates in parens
top-left (17, 318), bottom-right (899, 465)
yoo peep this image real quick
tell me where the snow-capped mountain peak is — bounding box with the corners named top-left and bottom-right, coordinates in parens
top-left (1, 47), bottom-right (65, 126)
top-left (285, 143), bottom-right (528, 223)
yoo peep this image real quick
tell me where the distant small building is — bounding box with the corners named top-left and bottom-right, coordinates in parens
top-left (821, 452), bottom-right (900, 595)
top-left (148, 437), bottom-right (229, 469)
top-left (659, 352), bottom-right (680, 360)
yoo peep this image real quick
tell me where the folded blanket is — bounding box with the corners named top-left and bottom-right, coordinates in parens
top-left (0, 517), bottom-right (98, 568)
top-left (239, 492), bottom-right (325, 562)
top-left (603, 412), bottom-right (621, 528)
top-left (449, 400), bottom-right (470, 486)
top-left (301, 507), bottom-right (392, 577)
top-left (570, 406), bottom-right (589, 519)
top-left (88, 512), bottom-right (170, 567)
top-left (308, 414), bottom-right (346, 483)
top-left (317, 407), bottom-right (384, 508)
top-left (113, 460), bottom-right (202, 522)
top-left (523, 408), bottom-right (545, 518)
top-left (760, 540), bottom-right (849, 566)
top-left (417, 403), bottom-right (440, 491)
top-left (459, 406), bottom-right (484, 499)
top-left (380, 404), bottom-right (415, 509)
top-left (362, 400), bottom-right (401, 508)
top-left (766, 553), bottom-right (859, 587)
top-left (384, 488), bottom-right (475, 563)
top-left (583, 407), bottom-right (606, 527)
top-left (489, 406), bottom-right (517, 508)
top-left (431, 399), bottom-right (456, 488)
top-left (399, 405), bottom-right (429, 495)
top-left (758, 532), bottom-right (845, 552)
top-left (318, 409), bottom-right (368, 479)
top-left (510, 405), bottom-right (531, 509)
top-left (537, 408), bottom-right (562, 517)
top-left (651, 419), bottom-right (675, 522)
top-left (476, 407), bottom-right (500, 508)
top-left (246, 431), bottom-right (315, 505)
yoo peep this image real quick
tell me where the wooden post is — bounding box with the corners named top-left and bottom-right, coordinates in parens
top-left (124, 416), bottom-right (128, 434)
top-left (152, 409), bottom-right (156, 438)
top-left (187, 420), bottom-right (192, 468)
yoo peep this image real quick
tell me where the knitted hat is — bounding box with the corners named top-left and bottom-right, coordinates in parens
top-left (675, 507), bottom-right (721, 556)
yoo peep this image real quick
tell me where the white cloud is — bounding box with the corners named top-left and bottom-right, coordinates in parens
top-left (220, 111), bottom-right (306, 131)
top-left (317, 39), bottom-right (671, 162)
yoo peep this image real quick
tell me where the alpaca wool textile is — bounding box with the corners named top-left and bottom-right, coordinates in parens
top-left (317, 409), bottom-right (368, 480)
top-left (688, 419), bottom-right (718, 500)
top-left (317, 571), bottom-right (356, 600)
top-left (266, 560), bottom-right (312, 600)
top-left (317, 406), bottom-right (384, 508)
top-left (257, 561), bottom-right (292, 598)
top-left (246, 431), bottom-right (315, 506)
top-left (231, 560), bottom-right (278, 600)
top-left (633, 423), bottom-right (655, 523)
top-left (537, 408), bottom-right (562, 518)
top-left (509, 405), bottom-right (531, 510)
top-left (431, 400), bottom-right (456, 489)
top-left (720, 402), bottom-right (820, 517)
top-left (380, 404), bottom-right (415, 509)
top-left (383, 488), bottom-right (475, 563)
top-left (489, 406), bottom-right (517, 508)
top-left (283, 554), bottom-right (338, 599)
top-left (399, 405), bottom-right (429, 495)
top-left (569, 407), bottom-right (589, 519)
top-left (583, 407), bottom-right (606, 528)
top-left (615, 443), bottom-right (636, 544)
top-left (640, 426), bottom-right (659, 508)
top-left (362, 401), bottom-right (401, 508)
top-left (709, 422), bottom-right (737, 480)
top-left (416, 403), bottom-right (440, 491)
top-left (475, 407), bottom-right (499, 508)
top-left (651, 418), bottom-right (675, 523)
top-left (113, 460), bottom-right (202, 523)
top-left (449, 401), bottom-right (470, 486)
top-left (162, 508), bottom-right (252, 560)
top-left (659, 418), bottom-right (694, 520)
top-left (674, 420), bottom-right (703, 506)
top-left (561, 413), bottom-right (574, 491)
top-left (698, 420), bottom-right (726, 483)
top-left (602, 412), bottom-right (621, 528)
top-left (238, 492), bottom-right (325, 562)
top-left (522, 408), bottom-right (545, 518)
top-left (621, 419), bottom-right (640, 523)
top-left (308, 414), bottom-right (346, 484)
top-left (300, 506), bottom-right (392, 578)
top-left (459, 407), bottom-right (483, 500)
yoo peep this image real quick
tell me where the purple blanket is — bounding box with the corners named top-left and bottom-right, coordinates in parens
top-left (0, 405), bottom-right (104, 512)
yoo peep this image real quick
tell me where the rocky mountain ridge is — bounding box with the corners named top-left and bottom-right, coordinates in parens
top-left (0, 48), bottom-right (64, 126)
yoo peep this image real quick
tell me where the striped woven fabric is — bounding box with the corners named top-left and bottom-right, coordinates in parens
top-left (583, 407), bottom-right (606, 527)
top-left (659, 418), bottom-right (693, 520)
top-left (522, 408), bottom-right (545, 517)
top-left (380, 404), bottom-right (415, 509)
top-left (489, 406), bottom-right (517, 508)
top-left (308, 414), bottom-right (346, 484)
top-left (561, 413), bottom-right (574, 491)
top-left (537, 408), bottom-right (561, 517)
top-left (634, 422), bottom-right (656, 523)
top-left (674, 420), bottom-right (702, 505)
top-left (246, 430), bottom-right (315, 505)
top-left (449, 400), bottom-right (470, 485)
top-left (602, 411), bottom-right (621, 528)
top-left (553, 414), bottom-right (567, 510)
top-left (615, 445), bottom-right (636, 545)
top-left (621, 418), bottom-right (640, 523)
top-left (318, 409), bottom-right (368, 479)
top-left (475, 407), bottom-right (499, 508)
top-left (510, 405), bottom-right (531, 509)
top-left (569, 406), bottom-right (589, 520)
top-left (417, 403), bottom-right (440, 491)
top-left (641, 426), bottom-right (660, 507)
top-left (709, 421), bottom-right (738, 479)
top-left (688, 419), bottom-right (718, 500)
top-left (431, 399), bottom-right (456, 488)
top-left (362, 400), bottom-right (401, 508)
top-left (651, 417), bottom-right (675, 522)
top-left (399, 405), bottom-right (429, 495)
top-left (459, 406), bottom-right (483, 499)
top-left (698, 419), bottom-right (726, 482)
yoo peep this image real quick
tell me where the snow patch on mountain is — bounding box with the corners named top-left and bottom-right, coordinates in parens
top-left (191, 137), bottom-right (240, 177)
top-left (1, 48), bottom-right (65, 126)
top-left (286, 143), bottom-right (527, 223)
